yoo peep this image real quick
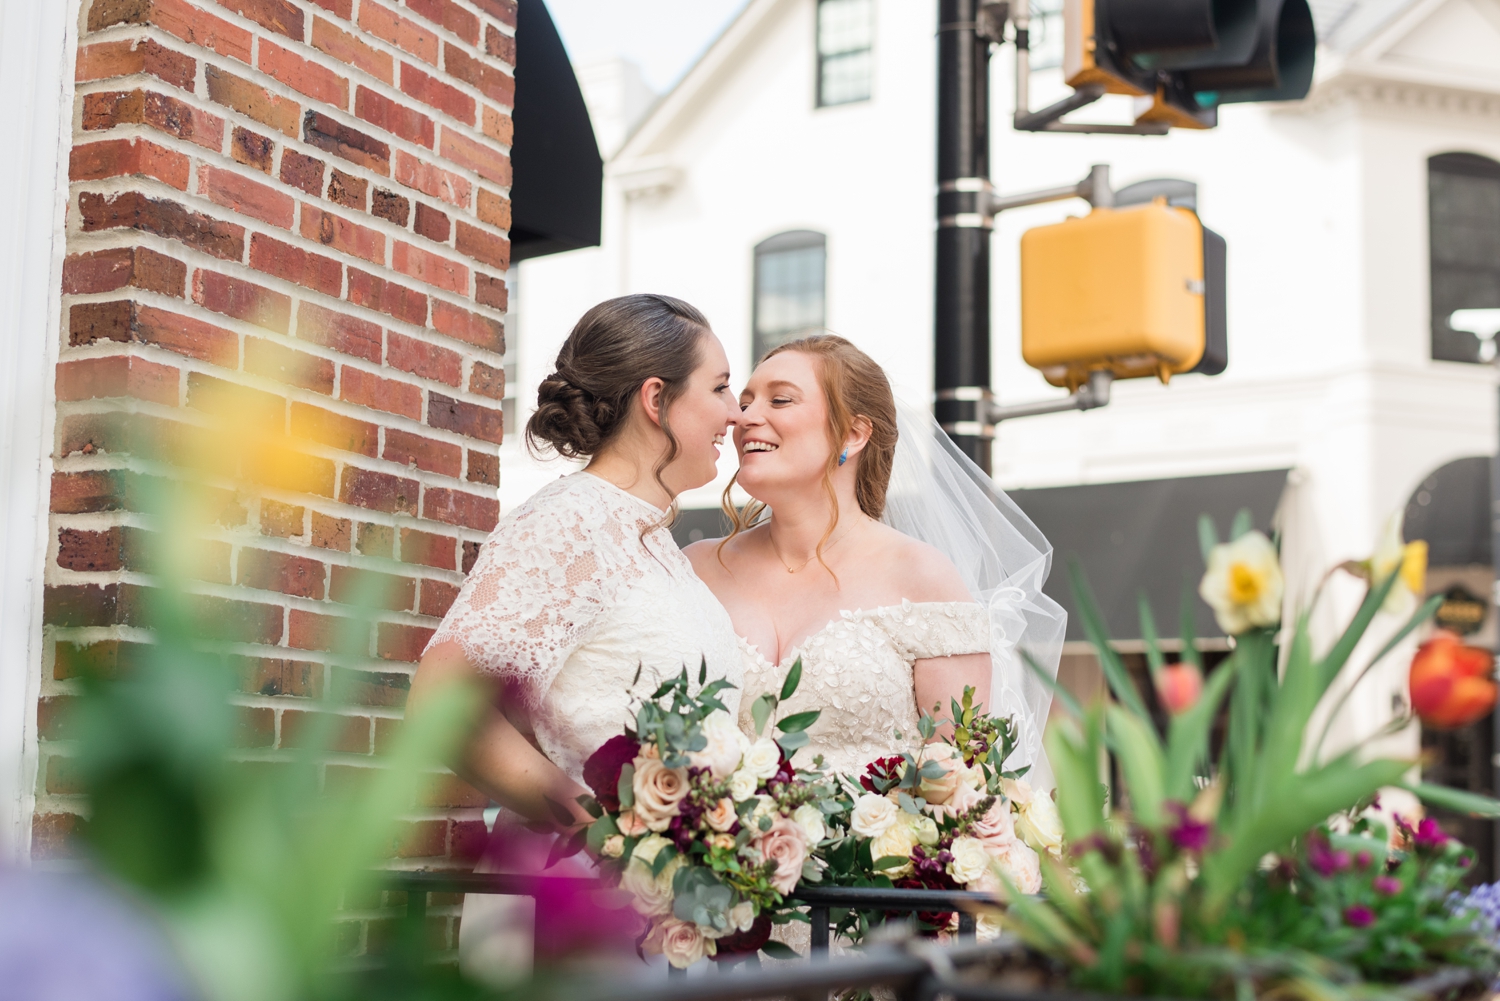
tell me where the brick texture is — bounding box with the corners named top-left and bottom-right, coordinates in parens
top-left (43, 0), bottom-right (514, 884)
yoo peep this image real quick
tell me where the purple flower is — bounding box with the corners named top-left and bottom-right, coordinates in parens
top-left (1414, 818), bottom-right (1451, 849)
top-left (1344, 905), bottom-right (1376, 928)
top-left (1307, 835), bottom-right (1351, 877)
top-left (1165, 802), bottom-right (1211, 853)
top-left (1355, 850), bottom-right (1373, 870)
top-left (1373, 876), bottom-right (1402, 896)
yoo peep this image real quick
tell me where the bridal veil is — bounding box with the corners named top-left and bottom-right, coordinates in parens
top-left (881, 402), bottom-right (1067, 786)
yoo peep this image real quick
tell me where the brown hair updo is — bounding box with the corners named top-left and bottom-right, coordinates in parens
top-left (721, 334), bottom-right (898, 569)
top-left (526, 294), bottom-right (711, 479)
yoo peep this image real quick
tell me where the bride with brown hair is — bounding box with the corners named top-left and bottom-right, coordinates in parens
top-left (686, 333), bottom-right (1065, 782)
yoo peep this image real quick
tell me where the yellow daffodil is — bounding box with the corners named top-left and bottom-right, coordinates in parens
top-left (1367, 513), bottom-right (1428, 615)
top-left (1199, 530), bottom-right (1284, 635)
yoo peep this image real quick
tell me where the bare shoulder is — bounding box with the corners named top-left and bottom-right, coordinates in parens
top-left (684, 532), bottom-right (750, 585)
top-left (867, 522), bottom-right (974, 603)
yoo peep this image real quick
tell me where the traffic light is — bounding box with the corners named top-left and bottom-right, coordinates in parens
top-left (1062, 0), bottom-right (1316, 130)
top-left (1020, 199), bottom-right (1226, 389)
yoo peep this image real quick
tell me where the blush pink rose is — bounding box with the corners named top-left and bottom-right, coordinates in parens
top-left (617, 810), bottom-right (649, 837)
top-left (968, 794), bottom-right (1018, 851)
top-left (754, 816), bottom-right (809, 894)
top-left (632, 756), bottom-right (689, 832)
top-left (704, 797), bottom-right (737, 833)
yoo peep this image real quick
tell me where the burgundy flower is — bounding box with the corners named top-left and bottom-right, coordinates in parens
top-left (1343, 904), bottom-right (1376, 928)
top-left (711, 915), bottom-right (772, 960)
top-left (1373, 875), bottom-right (1402, 896)
top-left (582, 734), bottom-right (641, 814)
top-left (1165, 802), bottom-right (1211, 853)
top-left (860, 756), bottom-right (906, 793)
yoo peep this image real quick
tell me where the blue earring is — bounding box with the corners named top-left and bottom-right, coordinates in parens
top-left (838, 449), bottom-right (848, 467)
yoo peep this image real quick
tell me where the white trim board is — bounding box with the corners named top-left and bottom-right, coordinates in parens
top-left (0, 0), bottom-right (78, 862)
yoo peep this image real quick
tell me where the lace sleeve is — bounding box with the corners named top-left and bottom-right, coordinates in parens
top-left (869, 601), bottom-right (991, 662)
top-left (427, 484), bottom-right (636, 710)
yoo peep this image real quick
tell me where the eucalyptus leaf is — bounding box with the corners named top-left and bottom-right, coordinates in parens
top-left (617, 763), bottom-right (635, 811)
top-left (751, 694), bottom-right (775, 737)
top-left (761, 941), bottom-right (800, 960)
top-left (872, 855), bottom-right (911, 871)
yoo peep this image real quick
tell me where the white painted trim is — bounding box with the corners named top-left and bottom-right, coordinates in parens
top-left (0, 0), bottom-right (78, 862)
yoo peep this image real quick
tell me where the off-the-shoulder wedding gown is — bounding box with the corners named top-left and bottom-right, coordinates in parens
top-left (736, 600), bottom-right (990, 774)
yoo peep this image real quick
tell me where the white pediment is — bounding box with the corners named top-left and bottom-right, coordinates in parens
top-left (1341, 0), bottom-right (1500, 94)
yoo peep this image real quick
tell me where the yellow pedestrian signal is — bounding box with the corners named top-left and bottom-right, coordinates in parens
top-left (1021, 200), bottom-right (1218, 389)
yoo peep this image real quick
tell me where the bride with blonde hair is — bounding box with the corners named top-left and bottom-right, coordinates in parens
top-left (687, 333), bottom-right (1065, 785)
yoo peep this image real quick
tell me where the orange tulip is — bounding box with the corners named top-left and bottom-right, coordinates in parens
top-left (1156, 662), bottom-right (1204, 715)
top-left (1409, 631), bottom-right (1497, 729)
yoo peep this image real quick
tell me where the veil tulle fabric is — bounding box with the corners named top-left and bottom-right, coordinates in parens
top-left (881, 402), bottom-right (1067, 787)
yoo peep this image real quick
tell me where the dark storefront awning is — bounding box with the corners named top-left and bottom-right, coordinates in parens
top-left (511, 0), bottom-right (602, 261)
top-left (1008, 469), bottom-right (1291, 642)
top-left (1403, 456), bottom-right (1491, 568)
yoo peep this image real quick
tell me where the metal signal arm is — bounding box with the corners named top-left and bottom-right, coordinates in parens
top-left (1007, 6), bottom-right (1169, 135)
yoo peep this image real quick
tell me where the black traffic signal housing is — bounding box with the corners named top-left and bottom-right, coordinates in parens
top-left (1064, 0), bottom-right (1316, 129)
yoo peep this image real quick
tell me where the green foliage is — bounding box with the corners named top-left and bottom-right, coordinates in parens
top-left (1006, 518), bottom-right (1500, 1000)
top-left (64, 480), bottom-right (505, 1001)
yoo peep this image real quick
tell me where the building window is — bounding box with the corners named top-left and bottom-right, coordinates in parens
top-left (1430, 152), bottom-right (1500, 363)
top-left (817, 0), bottom-right (874, 107)
top-left (753, 231), bottom-right (827, 362)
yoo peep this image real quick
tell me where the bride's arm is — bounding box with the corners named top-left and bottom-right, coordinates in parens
top-left (914, 653), bottom-right (992, 741)
top-left (409, 641), bottom-right (593, 831)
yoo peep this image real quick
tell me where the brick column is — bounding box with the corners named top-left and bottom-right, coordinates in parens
top-left (38, 0), bottom-right (515, 914)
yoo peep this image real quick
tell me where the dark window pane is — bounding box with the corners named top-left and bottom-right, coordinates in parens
top-left (753, 233), bottom-right (826, 362)
top-left (1429, 153), bottom-right (1500, 364)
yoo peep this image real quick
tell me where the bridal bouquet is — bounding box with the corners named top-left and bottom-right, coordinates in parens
top-left (574, 660), bottom-right (842, 968)
top-left (818, 687), bottom-right (1063, 939)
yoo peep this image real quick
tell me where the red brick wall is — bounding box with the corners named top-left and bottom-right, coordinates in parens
top-left (38, 0), bottom-right (513, 940)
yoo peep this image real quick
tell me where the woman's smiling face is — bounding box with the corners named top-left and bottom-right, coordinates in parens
top-left (734, 350), bottom-right (834, 500)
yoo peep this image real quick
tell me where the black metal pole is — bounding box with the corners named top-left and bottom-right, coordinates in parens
top-left (934, 0), bottom-right (994, 473)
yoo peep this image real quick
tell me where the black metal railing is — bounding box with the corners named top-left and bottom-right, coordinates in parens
top-left (381, 869), bottom-right (1043, 1000)
top-left (383, 871), bottom-right (997, 981)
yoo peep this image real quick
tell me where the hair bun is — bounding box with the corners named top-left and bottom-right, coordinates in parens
top-left (528, 372), bottom-right (605, 458)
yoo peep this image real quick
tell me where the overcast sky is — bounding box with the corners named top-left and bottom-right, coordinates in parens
top-left (545, 0), bottom-right (753, 93)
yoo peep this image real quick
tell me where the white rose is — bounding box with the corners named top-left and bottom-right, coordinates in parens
top-left (728, 900), bottom-right (756, 933)
top-left (977, 913), bottom-right (1003, 941)
top-left (908, 812), bottom-right (939, 848)
top-left (869, 819), bottom-right (918, 875)
top-left (621, 835), bottom-right (682, 916)
top-left (750, 794), bottom-right (778, 826)
top-left (948, 836), bottom-right (993, 886)
top-left (993, 840), bottom-right (1043, 895)
top-left (850, 793), bottom-right (899, 838)
top-left (728, 768), bottom-right (759, 801)
top-left (601, 834), bottom-right (625, 858)
top-left (793, 803), bottom-right (827, 845)
top-left (691, 710), bottom-right (747, 779)
top-left (1016, 795), bottom-right (1066, 858)
top-left (959, 761), bottom-right (986, 791)
top-left (743, 737), bottom-right (782, 781)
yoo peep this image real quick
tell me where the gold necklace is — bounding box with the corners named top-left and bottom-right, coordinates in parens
top-left (768, 525), bottom-right (853, 574)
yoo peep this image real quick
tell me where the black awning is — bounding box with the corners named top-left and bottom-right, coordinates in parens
top-left (511, 0), bottom-right (602, 261)
top-left (1008, 469), bottom-right (1291, 641)
top-left (1404, 456), bottom-right (1491, 568)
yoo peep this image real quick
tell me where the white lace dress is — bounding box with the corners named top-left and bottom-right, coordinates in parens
top-left (737, 601), bottom-right (990, 775)
top-left (428, 471), bottom-right (743, 982)
top-left (429, 471), bottom-right (744, 783)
